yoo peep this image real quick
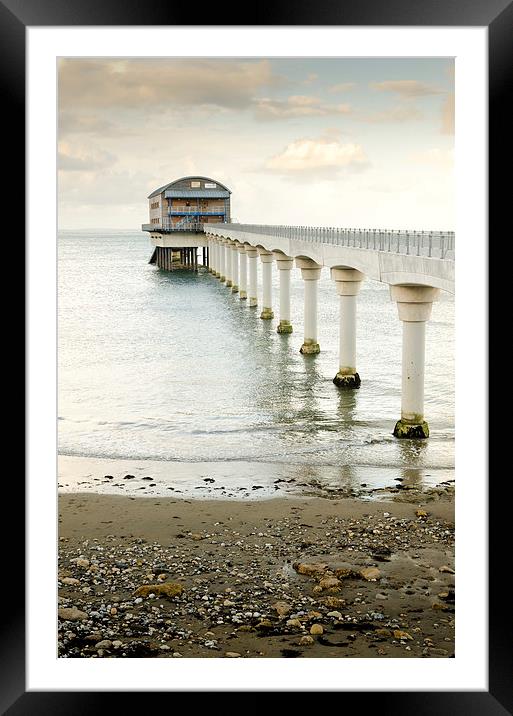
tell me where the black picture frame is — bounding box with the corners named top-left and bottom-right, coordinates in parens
top-left (6, 0), bottom-right (507, 710)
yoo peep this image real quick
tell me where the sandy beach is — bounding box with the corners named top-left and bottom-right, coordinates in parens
top-left (58, 481), bottom-right (454, 659)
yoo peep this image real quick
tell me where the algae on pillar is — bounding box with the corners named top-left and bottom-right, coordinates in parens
top-left (296, 258), bottom-right (322, 353)
top-left (331, 267), bottom-right (364, 388)
top-left (390, 284), bottom-right (440, 439)
top-left (259, 249), bottom-right (274, 319)
top-left (274, 252), bottom-right (294, 334)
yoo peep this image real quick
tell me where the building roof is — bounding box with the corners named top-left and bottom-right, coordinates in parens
top-left (148, 176), bottom-right (231, 199)
top-left (164, 189), bottom-right (230, 199)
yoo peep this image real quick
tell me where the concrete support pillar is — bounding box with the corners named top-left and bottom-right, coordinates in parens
top-left (296, 258), bottom-right (322, 354)
top-left (246, 246), bottom-right (258, 307)
top-left (331, 268), bottom-right (365, 388)
top-left (231, 242), bottom-right (239, 293)
top-left (224, 241), bottom-right (232, 287)
top-left (212, 239), bottom-right (218, 277)
top-left (216, 241), bottom-right (221, 278)
top-left (259, 249), bottom-right (274, 319)
top-left (390, 285), bottom-right (440, 439)
top-left (274, 252), bottom-right (294, 333)
top-left (238, 244), bottom-right (248, 299)
top-left (219, 241), bottom-right (226, 282)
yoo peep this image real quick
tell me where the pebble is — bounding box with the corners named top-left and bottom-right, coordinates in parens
top-left (95, 640), bottom-right (112, 650)
top-left (134, 583), bottom-right (184, 598)
top-left (58, 607), bottom-right (88, 622)
top-left (57, 494), bottom-right (454, 659)
top-left (286, 619), bottom-right (302, 628)
top-left (225, 652), bottom-right (241, 658)
top-left (359, 567), bottom-right (381, 581)
top-left (393, 630), bottom-right (413, 641)
top-left (319, 576), bottom-right (341, 590)
top-left (299, 636), bottom-right (315, 645)
top-left (272, 601), bottom-right (291, 617)
top-left (61, 577), bottom-right (80, 586)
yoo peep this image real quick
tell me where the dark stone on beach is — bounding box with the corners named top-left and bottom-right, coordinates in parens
top-left (281, 649), bottom-right (302, 658)
top-left (252, 486), bottom-right (264, 490)
top-left (124, 475), bottom-right (135, 480)
top-left (105, 475), bottom-right (114, 480)
top-left (203, 478), bottom-right (215, 483)
top-left (142, 477), bottom-right (153, 481)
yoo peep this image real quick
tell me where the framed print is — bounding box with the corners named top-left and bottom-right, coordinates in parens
top-left (5, 0), bottom-right (509, 710)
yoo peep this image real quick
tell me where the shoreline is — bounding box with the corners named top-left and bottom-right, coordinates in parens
top-left (58, 453), bottom-right (455, 502)
top-left (58, 488), bottom-right (454, 659)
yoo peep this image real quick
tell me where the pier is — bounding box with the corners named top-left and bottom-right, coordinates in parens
top-left (142, 176), bottom-right (455, 439)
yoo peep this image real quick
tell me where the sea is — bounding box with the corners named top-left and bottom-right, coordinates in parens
top-left (58, 229), bottom-right (454, 499)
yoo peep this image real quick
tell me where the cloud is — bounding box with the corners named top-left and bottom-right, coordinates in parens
top-left (59, 113), bottom-right (117, 136)
top-left (254, 95), bottom-right (352, 121)
top-left (370, 80), bottom-right (443, 97)
top-left (58, 145), bottom-right (117, 172)
top-left (59, 168), bottom-right (152, 205)
top-left (303, 73), bottom-right (319, 85)
top-left (58, 58), bottom-right (278, 112)
top-left (441, 92), bottom-right (455, 134)
top-left (409, 148), bottom-right (454, 168)
top-left (265, 137), bottom-right (368, 176)
top-left (329, 82), bottom-right (356, 93)
top-left (362, 105), bottom-right (423, 123)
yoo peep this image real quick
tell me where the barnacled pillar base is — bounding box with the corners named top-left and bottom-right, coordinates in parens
top-left (393, 419), bottom-right (430, 439)
top-left (333, 372), bottom-right (361, 388)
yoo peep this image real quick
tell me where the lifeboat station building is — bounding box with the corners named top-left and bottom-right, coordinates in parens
top-left (142, 176), bottom-right (231, 270)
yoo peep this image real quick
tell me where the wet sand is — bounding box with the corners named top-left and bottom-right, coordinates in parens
top-left (58, 454), bottom-right (454, 501)
top-left (58, 485), bottom-right (454, 659)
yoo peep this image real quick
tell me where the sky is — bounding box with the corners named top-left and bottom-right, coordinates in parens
top-left (58, 58), bottom-right (454, 230)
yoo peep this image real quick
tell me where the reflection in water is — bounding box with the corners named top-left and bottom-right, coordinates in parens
top-left (58, 231), bottom-right (455, 477)
top-left (397, 439), bottom-right (428, 487)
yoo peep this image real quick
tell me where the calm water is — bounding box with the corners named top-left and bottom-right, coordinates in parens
top-left (58, 230), bottom-right (454, 487)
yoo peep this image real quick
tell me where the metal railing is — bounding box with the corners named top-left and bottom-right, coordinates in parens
top-left (206, 223), bottom-right (455, 260)
top-left (142, 220), bottom-right (206, 233)
top-left (168, 207), bottom-right (226, 215)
